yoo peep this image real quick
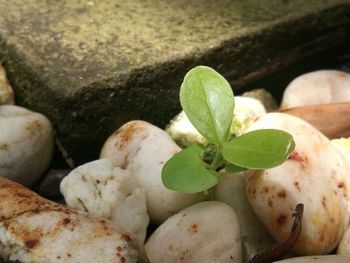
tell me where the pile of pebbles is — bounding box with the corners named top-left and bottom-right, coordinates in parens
top-left (1, 61), bottom-right (350, 263)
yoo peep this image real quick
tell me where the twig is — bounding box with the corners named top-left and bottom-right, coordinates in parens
top-left (55, 138), bottom-right (75, 169)
top-left (248, 203), bottom-right (304, 263)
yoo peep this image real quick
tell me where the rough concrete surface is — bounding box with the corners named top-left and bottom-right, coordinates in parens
top-left (0, 0), bottom-right (350, 163)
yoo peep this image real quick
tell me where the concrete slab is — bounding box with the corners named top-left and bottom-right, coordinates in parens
top-left (0, 0), bottom-right (350, 163)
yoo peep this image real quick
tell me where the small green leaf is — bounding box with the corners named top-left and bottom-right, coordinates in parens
top-left (180, 66), bottom-right (234, 144)
top-left (222, 129), bottom-right (295, 169)
top-left (225, 163), bottom-right (247, 173)
top-left (161, 144), bottom-right (220, 193)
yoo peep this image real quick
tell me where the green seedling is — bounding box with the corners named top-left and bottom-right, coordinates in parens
top-left (162, 66), bottom-right (295, 193)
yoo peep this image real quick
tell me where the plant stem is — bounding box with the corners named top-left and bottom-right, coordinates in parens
top-left (209, 144), bottom-right (223, 170)
top-left (207, 145), bottom-right (223, 200)
top-left (208, 187), bottom-right (216, 201)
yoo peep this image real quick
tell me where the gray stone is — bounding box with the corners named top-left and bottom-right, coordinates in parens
top-left (38, 169), bottom-right (70, 198)
top-left (0, 0), bottom-right (349, 163)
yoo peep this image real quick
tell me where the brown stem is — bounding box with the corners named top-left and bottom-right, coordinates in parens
top-left (248, 203), bottom-right (304, 263)
top-left (55, 138), bottom-right (75, 169)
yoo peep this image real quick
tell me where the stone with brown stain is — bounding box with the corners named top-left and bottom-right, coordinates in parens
top-left (120, 232), bottom-right (131, 242)
top-left (25, 120), bottom-right (42, 136)
top-left (288, 151), bottom-right (308, 169)
top-left (63, 218), bottom-right (71, 225)
top-left (276, 214), bottom-right (287, 227)
top-left (261, 186), bottom-right (269, 193)
top-left (114, 122), bottom-right (145, 151)
top-left (246, 113), bottom-right (350, 255)
top-left (145, 201), bottom-right (242, 263)
top-left (187, 223), bottom-right (198, 234)
top-left (338, 181), bottom-right (346, 191)
top-left (100, 121), bottom-right (206, 224)
top-left (25, 239), bottom-right (39, 249)
top-left (277, 190), bottom-right (287, 198)
top-left (293, 181), bottom-right (301, 191)
top-left (321, 196), bottom-right (327, 209)
top-left (268, 199), bottom-right (274, 207)
top-left (0, 177), bottom-right (141, 262)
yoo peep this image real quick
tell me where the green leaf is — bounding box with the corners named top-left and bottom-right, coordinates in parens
top-left (221, 129), bottom-right (295, 169)
top-left (180, 66), bottom-right (234, 144)
top-left (161, 144), bottom-right (220, 193)
top-left (225, 163), bottom-right (247, 173)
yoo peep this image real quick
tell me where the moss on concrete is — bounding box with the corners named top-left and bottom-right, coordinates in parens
top-left (0, 0), bottom-right (350, 163)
